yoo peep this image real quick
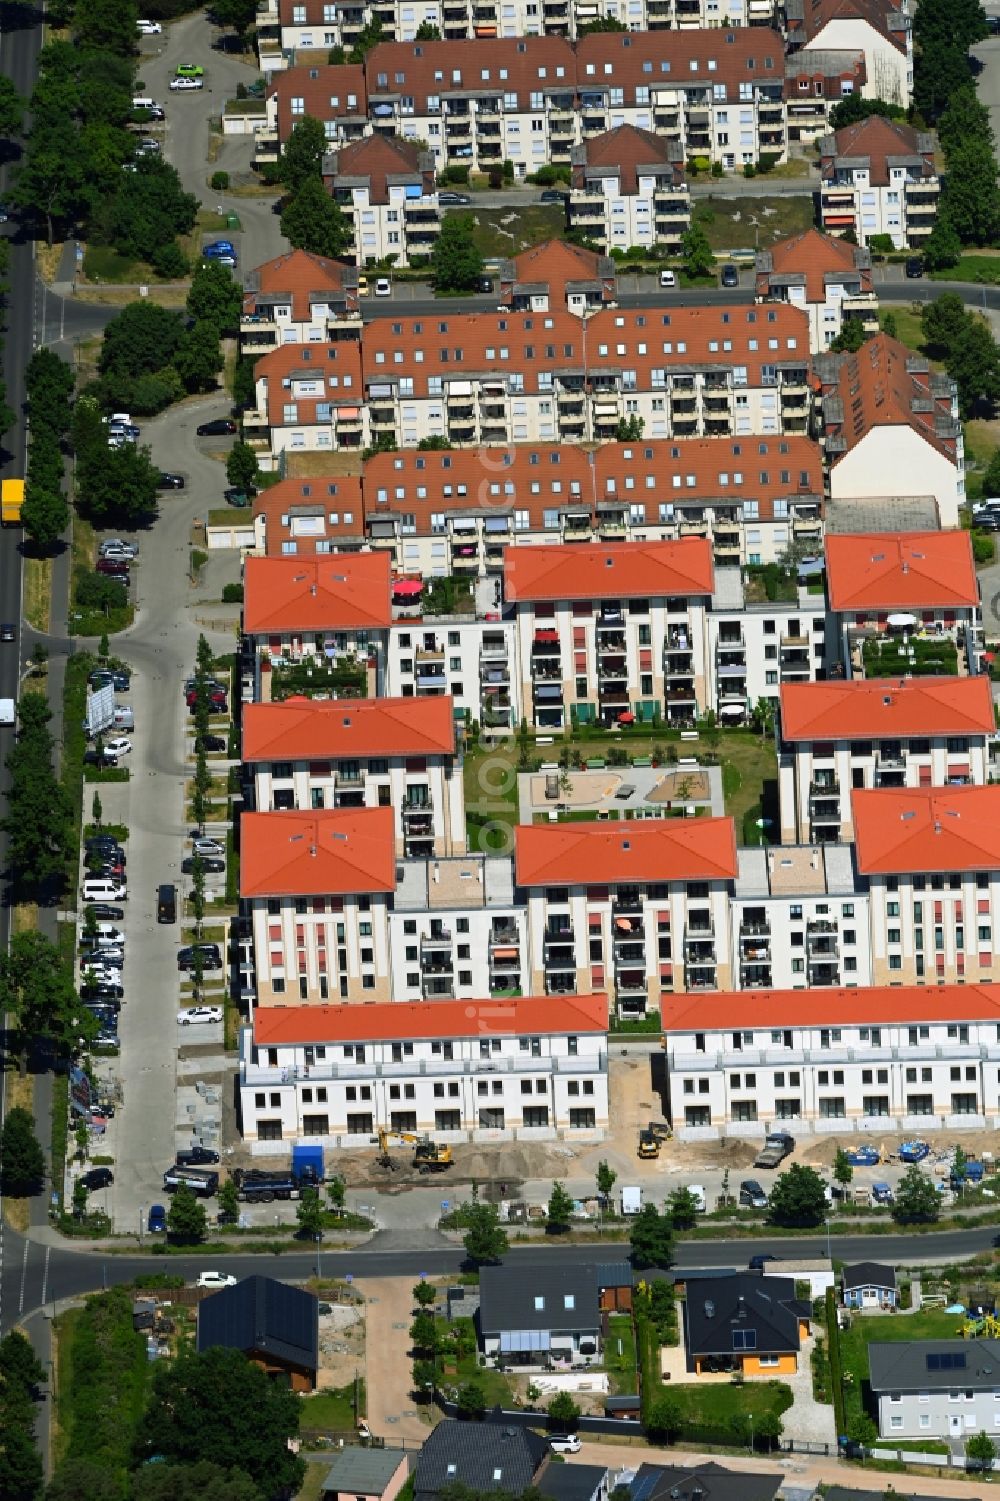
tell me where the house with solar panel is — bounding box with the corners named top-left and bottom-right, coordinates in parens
top-left (868, 1340), bottom-right (1000, 1440)
top-left (478, 1263), bottom-right (603, 1369)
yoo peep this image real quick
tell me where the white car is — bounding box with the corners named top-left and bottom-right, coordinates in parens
top-left (104, 736), bottom-right (132, 757)
top-left (549, 1436), bottom-right (581, 1454)
top-left (196, 1271), bottom-right (237, 1289)
top-left (177, 1005), bottom-right (224, 1026)
top-left (100, 539), bottom-right (137, 558)
top-left (137, 18), bottom-right (162, 32)
top-left (192, 837), bottom-right (225, 858)
top-left (659, 269), bottom-right (677, 288)
top-left (374, 277), bottom-right (392, 296)
top-left (169, 76), bottom-right (203, 91)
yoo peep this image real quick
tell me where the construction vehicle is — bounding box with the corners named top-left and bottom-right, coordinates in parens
top-left (646, 1120), bottom-right (672, 1141)
top-left (754, 1131), bottom-right (795, 1169)
top-left (1, 478), bottom-right (23, 526)
top-left (374, 1128), bottom-right (453, 1173)
top-left (637, 1129), bottom-right (660, 1160)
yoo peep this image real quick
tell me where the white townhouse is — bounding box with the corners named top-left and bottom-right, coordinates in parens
top-left (239, 993), bottom-right (610, 1143)
top-left (568, 125), bottom-right (691, 256)
top-left (819, 116), bottom-right (938, 249)
top-left (384, 615), bottom-right (519, 734)
top-left (754, 227), bottom-right (878, 354)
top-left (323, 134), bottom-right (441, 268)
top-left (707, 570), bottom-right (826, 721)
top-left (661, 982), bottom-right (1000, 1137)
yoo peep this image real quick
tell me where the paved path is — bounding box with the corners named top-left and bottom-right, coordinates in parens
top-left (356, 1277), bottom-right (434, 1443)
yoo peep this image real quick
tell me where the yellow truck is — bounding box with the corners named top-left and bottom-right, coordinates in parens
top-left (1, 478), bottom-right (24, 525)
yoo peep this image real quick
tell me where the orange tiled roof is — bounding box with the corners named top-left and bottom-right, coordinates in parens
top-left (824, 531), bottom-right (978, 611)
top-left (821, 334), bottom-right (956, 465)
top-left (505, 537), bottom-right (714, 603)
top-left (505, 238), bottom-right (609, 288)
top-left (780, 677), bottom-right (994, 742)
top-left (758, 228), bottom-right (872, 303)
top-left (576, 125), bottom-right (684, 195)
top-left (366, 35), bottom-right (577, 111)
top-left (852, 785), bottom-right (1000, 874)
top-left (515, 817), bottom-right (738, 887)
top-left (662, 982), bottom-right (1000, 1033)
top-left (268, 63), bottom-right (367, 142)
top-left (792, 0), bottom-right (909, 53)
top-left (823, 116), bottom-right (930, 186)
top-left (254, 340), bottom-right (363, 429)
top-left (243, 249), bottom-right (354, 322)
top-left (575, 28), bottom-right (784, 101)
top-left (243, 553), bottom-right (391, 634)
top-left (243, 695), bottom-right (455, 762)
top-left (240, 807), bottom-right (396, 896)
top-left (254, 992), bottom-right (609, 1045)
top-left (326, 134), bottom-right (426, 204)
top-left (252, 476), bottom-right (366, 557)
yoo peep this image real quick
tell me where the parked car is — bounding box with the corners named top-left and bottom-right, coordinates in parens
top-left (659, 269), bottom-right (677, 288)
top-left (99, 538), bottom-right (137, 557)
top-left (80, 1167), bottom-right (114, 1190)
top-left (203, 241), bottom-right (234, 257)
top-left (176, 1145), bottom-right (220, 1166)
top-left (96, 558), bottom-right (130, 578)
top-left (720, 263), bottom-right (739, 287)
top-left (85, 903), bottom-right (125, 921)
top-left (197, 1271), bottom-right (237, 1288)
top-left (224, 488), bottom-right (252, 507)
top-left (89, 669), bottom-right (130, 691)
top-left (147, 1204), bottom-right (167, 1233)
top-left (905, 256), bottom-right (924, 278)
top-left (81, 981), bottom-right (125, 1001)
top-left (157, 471), bottom-right (185, 489)
top-left (86, 836), bottom-right (125, 857)
top-left (549, 1436), bottom-right (581, 1454)
top-left (177, 948), bottom-right (223, 973)
top-left (438, 190), bottom-right (472, 205)
top-left (104, 736), bottom-right (132, 758)
top-left (539, 188), bottom-right (568, 204)
top-left (374, 277), bottom-right (392, 297)
top-left (357, 274), bottom-right (370, 296)
top-left (739, 1179), bottom-right (768, 1209)
top-left (185, 686), bottom-right (227, 708)
top-left (137, 18), bottom-right (162, 32)
top-left (0, 203), bottom-right (10, 222)
top-left (0, 622), bottom-right (14, 641)
top-left (181, 855), bottom-right (225, 874)
top-left (748, 1253), bottom-right (781, 1272)
top-left (194, 734), bottom-right (227, 753)
top-left (84, 749), bottom-right (119, 768)
top-left (191, 837), bottom-right (225, 858)
top-left (178, 1005), bottom-right (224, 1025)
top-left (196, 418), bottom-right (236, 436)
top-left (175, 62), bottom-right (204, 76)
top-left (169, 76), bottom-right (203, 90)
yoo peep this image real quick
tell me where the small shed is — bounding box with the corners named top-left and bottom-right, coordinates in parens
top-left (321, 1448), bottom-right (408, 1501)
top-left (842, 1262), bottom-right (898, 1310)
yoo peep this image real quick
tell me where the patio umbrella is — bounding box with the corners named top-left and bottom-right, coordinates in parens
top-left (392, 579), bottom-right (423, 596)
top-left (618, 711), bottom-right (635, 723)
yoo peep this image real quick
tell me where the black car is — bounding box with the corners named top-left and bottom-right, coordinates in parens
top-left (157, 471), bottom-right (185, 489)
top-left (720, 263), bottom-right (739, 288)
top-left (539, 188), bottom-right (567, 204)
top-left (905, 256), bottom-right (924, 278)
top-left (84, 750), bottom-right (119, 768)
top-left (0, 622), bottom-right (14, 642)
top-left (438, 190), bottom-right (472, 206)
top-left (80, 1167), bottom-right (114, 1190)
top-left (177, 944), bottom-right (223, 971)
top-left (175, 1145), bottom-right (220, 1166)
top-left (477, 276), bottom-right (494, 294)
top-left (196, 418), bottom-right (237, 437)
top-left (84, 1005), bottom-right (120, 1027)
top-left (976, 512), bottom-right (1000, 531)
top-left (181, 855), bottom-right (226, 874)
top-left (86, 840), bottom-right (125, 862)
top-left (748, 1253), bottom-right (781, 1272)
top-left (85, 903), bottom-right (125, 921)
top-left (81, 982), bottom-right (125, 1001)
top-left (194, 734), bottom-right (227, 753)
top-left (224, 488), bottom-right (252, 507)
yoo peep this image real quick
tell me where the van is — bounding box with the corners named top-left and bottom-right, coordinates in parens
top-left (132, 96), bottom-right (156, 110)
top-left (113, 706), bottom-right (134, 730)
top-left (83, 877), bottom-right (127, 902)
top-left (157, 883), bottom-right (177, 924)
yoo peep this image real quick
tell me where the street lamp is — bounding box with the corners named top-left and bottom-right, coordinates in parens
top-left (749, 1411), bottom-right (754, 1455)
top-left (139, 1207), bottom-right (144, 1245)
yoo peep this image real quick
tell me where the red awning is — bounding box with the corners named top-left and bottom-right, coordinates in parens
top-left (393, 579), bottom-right (424, 596)
top-left (535, 629), bottom-right (559, 642)
top-left (618, 711), bottom-right (635, 723)
top-left (492, 947), bottom-right (518, 960)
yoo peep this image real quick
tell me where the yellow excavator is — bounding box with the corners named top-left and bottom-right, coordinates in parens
top-left (374, 1127), bottom-right (454, 1173)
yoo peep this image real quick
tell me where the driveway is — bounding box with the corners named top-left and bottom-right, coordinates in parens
top-left (355, 1277), bottom-right (435, 1442)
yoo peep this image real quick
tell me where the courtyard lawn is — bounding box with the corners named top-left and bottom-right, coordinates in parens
top-left (606, 1314), bottom-right (639, 1395)
top-left (299, 1381), bottom-right (364, 1435)
top-left (836, 1307), bottom-right (962, 1433)
top-left (456, 204), bottom-right (567, 260)
top-left (692, 195), bottom-right (814, 254)
top-left (654, 1376), bottom-right (793, 1441)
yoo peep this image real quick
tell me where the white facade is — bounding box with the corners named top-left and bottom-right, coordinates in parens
top-left (336, 182), bottom-right (441, 269)
top-left (829, 426), bottom-right (964, 530)
top-left (384, 617), bottom-right (517, 732)
top-left (706, 585), bottom-right (826, 718)
top-left (799, 18), bottom-right (911, 106)
top-left (250, 889), bottom-right (394, 1005)
top-left (567, 175), bottom-right (691, 256)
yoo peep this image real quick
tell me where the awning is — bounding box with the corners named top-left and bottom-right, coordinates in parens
top-left (535, 684), bottom-right (562, 699)
top-left (615, 918), bottom-right (633, 932)
top-left (720, 703), bottom-right (745, 717)
top-left (393, 579), bottom-right (423, 596)
top-left (485, 517), bottom-right (510, 532)
top-left (500, 1330), bottom-right (550, 1353)
top-left (337, 406), bottom-right (360, 419)
top-left (535, 630), bottom-right (559, 642)
top-left (618, 711), bottom-right (635, 724)
top-left (451, 517), bottom-right (478, 533)
top-left (492, 947), bottom-right (518, 960)
top-left (887, 612), bottom-right (917, 628)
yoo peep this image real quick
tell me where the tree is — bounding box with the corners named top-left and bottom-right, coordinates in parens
top-left (326, 1174), bottom-right (346, 1213)
top-left (76, 439), bottom-right (160, 523)
top-left (414, 20), bottom-right (441, 36)
top-left (187, 260), bottom-right (243, 333)
top-left (409, 1311), bottom-right (438, 1355)
top-left (828, 94), bottom-right (904, 130)
top-left (174, 319), bottom-right (225, 394)
top-left (0, 77), bottom-right (23, 146)
top-left (2, 693), bottom-right (74, 895)
top-left (681, 222), bottom-right (713, 279)
top-left (98, 301), bottom-right (187, 382)
top-left (829, 318), bottom-right (867, 353)
top-left (281, 115), bottom-right (328, 194)
top-left (0, 1425), bottom-right (43, 1501)
top-left (846, 1412), bottom-right (877, 1446)
top-left (668, 1186), bottom-right (700, 1230)
top-left (629, 1204), bottom-right (675, 1269)
top-left (26, 347), bottom-right (75, 438)
top-left (296, 1186), bottom-right (325, 1240)
top-left (892, 1165), bottom-right (940, 1224)
top-left (921, 291), bottom-right (968, 356)
top-left (0, 1331), bottom-right (46, 1397)
top-left (914, 43), bottom-right (974, 124)
top-left (412, 1358), bottom-right (437, 1399)
top-left (945, 317), bottom-right (1000, 419)
top-left (462, 1200), bottom-right (509, 1265)
top-left (455, 1381), bottom-right (487, 1420)
top-left (547, 1391), bottom-right (580, 1428)
top-left (833, 1148), bottom-right (854, 1192)
top-left (74, 0), bottom-right (138, 54)
top-left (546, 1182), bottom-right (574, 1234)
top-left (347, 13), bottom-right (384, 61)
top-left (752, 1409), bottom-right (784, 1450)
top-left (413, 1280), bottom-right (437, 1308)
top-left (983, 446), bottom-right (1000, 498)
top-left (596, 1159), bottom-right (617, 1203)
top-left (0, 932), bottom-right (86, 1059)
top-left (646, 1391), bottom-right (682, 1440)
top-left (44, 1457), bottom-right (124, 1501)
top-left (167, 1183), bottom-right (208, 1245)
top-left (217, 1177), bottom-right (239, 1224)
top-left (881, 311), bottom-right (897, 340)
top-left (921, 212), bottom-right (961, 272)
top-left (131, 1461), bottom-right (262, 1501)
top-left (21, 486), bottom-right (68, 551)
top-left (966, 1431), bottom-right (998, 1469)
top-left (432, 213), bottom-right (484, 293)
top-left (281, 175), bottom-right (352, 258)
top-left (766, 1164), bottom-right (827, 1228)
top-left (209, 0), bottom-right (259, 39)
top-left (577, 13), bottom-right (628, 30)
top-left (0, 1107), bottom-right (45, 1196)
top-left (226, 441), bottom-right (259, 492)
top-left (103, 159), bottom-right (199, 265)
top-left (139, 1346), bottom-right (305, 1499)
top-left (940, 139), bottom-right (1000, 246)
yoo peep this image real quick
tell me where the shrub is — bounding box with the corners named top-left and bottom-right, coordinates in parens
top-left (152, 241), bottom-right (188, 278)
top-left (222, 582), bottom-right (244, 603)
top-left (711, 160), bottom-right (723, 177)
top-left (743, 162), bottom-right (756, 178)
top-left (211, 170), bottom-right (230, 190)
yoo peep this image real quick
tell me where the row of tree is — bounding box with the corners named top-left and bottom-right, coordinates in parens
top-left (0, 1330), bottom-right (47, 1501)
top-left (21, 348), bottom-right (74, 551)
top-left (923, 84), bottom-right (1000, 266)
top-left (921, 292), bottom-right (1000, 419)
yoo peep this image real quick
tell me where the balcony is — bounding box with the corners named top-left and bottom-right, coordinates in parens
top-left (613, 889), bottom-right (643, 917)
top-left (240, 314), bottom-right (278, 352)
top-left (422, 927), bottom-right (453, 951)
top-left (402, 792), bottom-right (434, 817)
top-left (809, 778), bottom-right (840, 811)
top-left (808, 961), bottom-right (840, 986)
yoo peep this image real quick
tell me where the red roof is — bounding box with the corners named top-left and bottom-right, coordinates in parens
top-left (662, 982), bottom-right (1000, 1034)
top-left (792, 0), bottom-right (909, 53)
top-left (365, 35), bottom-right (578, 113)
top-left (824, 532), bottom-right (978, 611)
top-left (268, 62), bottom-right (367, 143)
top-left (243, 554), bottom-right (391, 634)
top-left (575, 28), bottom-right (784, 100)
top-left (242, 695), bottom-right (455, 762)
top-left (253, 340), bottom-right (363, 428)
top-left (505, 538), bottom-right (714, 603)
top-left (243, 248), bottom-right (356, 322)
top-left (253, 992), bottom-right (609, 1045)
top-left (240, 807), bottom-right (396, 897)
top-left (852, 786), bottom-right (1000, 875)
top-left (757, 228), bottom-right (873, 303)
top-left (780, 677), bottom-right (994, 742)
top-left (574, 125), bottom-right (684, 195)
top-left (515, 818), bottom-right (738, 887)
top-left (818, 335), bottom-right (958, 467)
top-left (253, 476), bottom-right (366, 557)
top-left (824, 116), bottom-right (932, 186)
top-left (325, 134), bottom-right (427, 204)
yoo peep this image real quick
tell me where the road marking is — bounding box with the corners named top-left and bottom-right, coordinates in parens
top-left (18, 1237), bottom-right (28, 1314)
top-left (40, 1246), bottom-right (49, 1313)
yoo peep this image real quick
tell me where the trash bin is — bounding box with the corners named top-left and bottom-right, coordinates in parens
top-left (226, 213), bottom-right (240, 230)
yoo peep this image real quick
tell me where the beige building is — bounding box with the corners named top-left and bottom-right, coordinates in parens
top-left (324, 135), bottom-right (440, 267)
top-left (755, 227), bottom-right (878, 353)
top-left (819, 116), bottom-right (939, 250)
top-left (240, 249), bottom-right (361, 359)
top-left (568, 125), bottom-right (690, 255)
top-left (784, 0), bottom-right (912, 108)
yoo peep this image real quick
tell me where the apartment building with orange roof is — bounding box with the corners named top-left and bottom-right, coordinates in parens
top-left (239, 993), bottom-right (609, 1144)
top-left (515, 818), bottom-right (739, 1012)
top-left (243, 339), bottom-right (366, 460)
top-left (819, 115), bottom-right (938, 248)
top-left (661, 982), bottom-right (1000, 1135)
top-left (784, 0), bottom-right (912, 107)
top-left (323, 135), bottom-right (440, 267)
top-left (776, 676), bottom-right (996, 843)
top-left (497, 240), bottom-right (617, 317)
top-left (265, 62), bottom-right (368, 146)
top-left (815, 337), bottom-right (964, 529)
top-left (242, 695), bottom-right (466, 858)
top-left (505, 537), bottom-right (715, 730)
top-left (567, 127), bottom-right (690, 256)
top-left (754, 227), bottom-right (878, 353)
top-left (240, 249), bottom-right (360, 359)
top-left (241, 807), bottom-right (396, 1005)
top-left (250, 476), bottom-right (367, 558)
top-left (853, 785), bottom-right (1000, 988)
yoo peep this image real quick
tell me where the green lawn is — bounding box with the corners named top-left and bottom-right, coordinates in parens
top-left (882, 307), bottom-right (927, 357)
top-left (455, 204), bottom-right (567, 260)
top-left (693, 195), bottom-right (815, 254)
top-left (299, 1381), bottom-right (364, 1435)
top-left (929, 253), bottom-right (1000, 284)
top-left (662, 1377), bottom-right (793, 1431)
top-left (837, 1307), bottom-right (961, 1433)
top-left (862, 637), bottom-right (958, 677)
top-left (606, 1313), bottom-right (639, 1395)
top-left (464, 740), bottom-right (519, 855)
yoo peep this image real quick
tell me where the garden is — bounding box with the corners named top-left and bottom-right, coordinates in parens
top-left (267, 655), bottom-right (369, 701)
top-left (861, 635), bottom-right (960, 678)
top-left (829, 1295), bottom-right (958, 1451)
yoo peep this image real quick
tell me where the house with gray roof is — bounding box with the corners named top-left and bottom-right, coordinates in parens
top-left (413, 1421), bottom-right (549, 1501)
top-left (683, 1273), bottom-right (810, 1376)
top-left (321, 1449), bottom-right (409, 1501)
top-left (868, 1339), bottom-right (1000, 1440)
top-left (630, 1462), bottom-right (783, 1501)
top-left (196, 1274), bottom-right (319, 1391)
top-left (842, 1261), bottom-right (897, 1310)
top-left (478, 1263), bottom-right (602, 1368)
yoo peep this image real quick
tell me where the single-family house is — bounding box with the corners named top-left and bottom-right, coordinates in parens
top-left (842, 1262), bottom-right (898, 1310)
top-left (413, 1421), bottom-right (549, 1501)
top-left (629, 1462), bottom-right (783, 1501)
top-left (196, 1275), bottom-right (319, 1391)
top-left (539, 1465), bottom-right (609, 1501)
top-left (683, 1273), bottom-right (810, 1376)
top-left (869, 1339), bottom-right (1000, 1439)
top-left (321, 1450), bottom-right (409, 1501)
top-left (478, 1263), bottom-right (601, 1368)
